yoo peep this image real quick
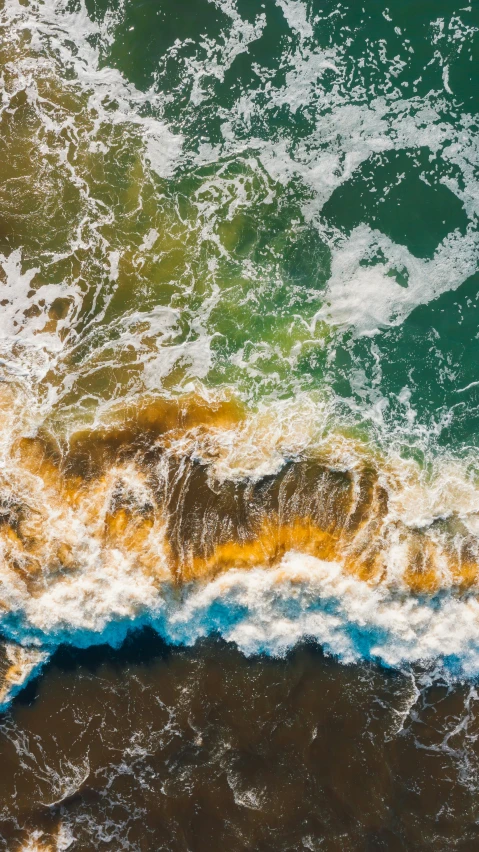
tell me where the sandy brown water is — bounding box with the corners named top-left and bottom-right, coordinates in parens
top-left (0, 636), bottom-right (478, 851)
top-left (1, 386), bottom-right (478, 598)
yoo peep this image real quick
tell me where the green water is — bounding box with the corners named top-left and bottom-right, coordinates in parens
top-left (1, 0), bottom-right (479, 455)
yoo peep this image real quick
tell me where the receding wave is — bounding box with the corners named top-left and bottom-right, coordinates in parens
top-left (0, 383), bottom-right (478, 707)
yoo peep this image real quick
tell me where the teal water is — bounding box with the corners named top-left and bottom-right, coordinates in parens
top-left (80, 0), bottom-right (479, 446)
top-left (1, 0), bottom-right (478, 451)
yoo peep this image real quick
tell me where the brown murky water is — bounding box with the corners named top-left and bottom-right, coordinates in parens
top-left (1, 636), bottom-right (479, 851)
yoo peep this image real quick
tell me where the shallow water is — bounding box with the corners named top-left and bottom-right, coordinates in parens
top-left (2, 637), bottom-right (479, 851)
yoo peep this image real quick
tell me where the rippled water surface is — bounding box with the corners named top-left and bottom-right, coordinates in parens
top-left (4, 638), bottom-right (479, 851)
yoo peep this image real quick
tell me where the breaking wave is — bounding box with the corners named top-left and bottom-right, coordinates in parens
top-left (0, 0), bottom-right (479, 707)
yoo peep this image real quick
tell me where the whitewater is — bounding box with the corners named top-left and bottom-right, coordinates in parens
top-left (0, 0), bottom-right (479, 709)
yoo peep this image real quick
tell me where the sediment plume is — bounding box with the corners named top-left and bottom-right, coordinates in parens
top-left (0, 384), bottom-right (478, 609)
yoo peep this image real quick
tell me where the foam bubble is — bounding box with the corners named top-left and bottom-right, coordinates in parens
top-left (315, 225), bottom-right (479, 335)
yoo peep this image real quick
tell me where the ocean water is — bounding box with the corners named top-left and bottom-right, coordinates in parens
top-left (1, 0), bottom-right (479, 846)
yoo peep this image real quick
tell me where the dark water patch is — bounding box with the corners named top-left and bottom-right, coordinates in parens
top-left (0, 636), bottom-right (479, 850)
top-left (51, 628), bottom-right (173, 672)
top-left (162, 458), bottom-right (352, 571)
top-left (322, 149), bottom-right (469, 259)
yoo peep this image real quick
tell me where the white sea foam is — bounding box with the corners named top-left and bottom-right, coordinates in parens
top-left (315, 224), bottom-right (479, 335)
top-left (5, 0), bottom-right (183, 176)
top-left (5, 552), bottom-right (479, 714)
top-left (182, 0), bottom-right (266, 106)
top-left (276, 0), bottom-right (313, 41)
top-left (160, 555), bottom-right (479, 672)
